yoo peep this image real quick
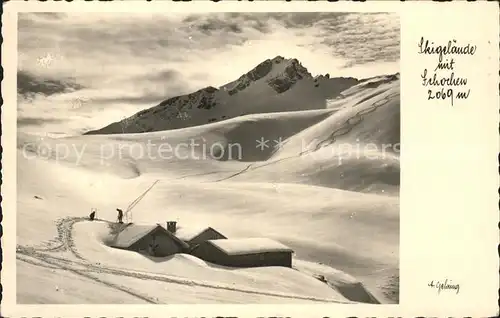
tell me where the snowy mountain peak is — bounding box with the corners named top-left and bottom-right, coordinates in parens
top-left (271, 55), bottom-right (286, 63)
top-left (84, 56), bottom-right (366, 135)
top-left (223, 56), bottom-right (312, 96)
top-left (266, 57), bottom-right (313, 93)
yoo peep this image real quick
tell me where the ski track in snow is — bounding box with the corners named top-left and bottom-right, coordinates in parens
top-left (17, 83), bottom-right (399, 304)
top-left (209, 91), bottom-right (399, 183)
top-left (16, 217), bottom-right (351, 304)
top-left (17, 252), bottom-right (160, 304)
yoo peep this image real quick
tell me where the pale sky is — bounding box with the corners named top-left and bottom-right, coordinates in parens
top-left (17, 12), bottom-right (400, 136)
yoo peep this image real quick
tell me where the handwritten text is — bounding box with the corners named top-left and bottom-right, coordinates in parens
top-left (418, 37), bottom-right (476, 106)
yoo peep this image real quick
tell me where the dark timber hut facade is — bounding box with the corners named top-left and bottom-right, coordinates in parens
top-left (110, 223), bottom-right (189, 257)
top-left (190, 238), bottom-right (294, 268)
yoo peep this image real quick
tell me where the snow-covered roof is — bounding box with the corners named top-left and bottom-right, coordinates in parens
top-left (111, 224), bottom-right (187, 249)
top-left (207, 238), bottom-right (293, 256)
top-left (174, 226), bottom-right (226, 242)
top-left (174, 226), bottom-right (211, 241)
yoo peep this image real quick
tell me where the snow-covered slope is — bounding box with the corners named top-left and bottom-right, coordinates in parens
top-left (17, 57), bottom-right (400, 304)
top-left (225, 75), bottom-right (401, 194)
top-left (84, 56), bottom-right (359, 134)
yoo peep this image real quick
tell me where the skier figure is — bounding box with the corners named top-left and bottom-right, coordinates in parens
top-left (89, 209), bottom-right (96, 221)
top-left (116, 208), bottom-right (124, 224)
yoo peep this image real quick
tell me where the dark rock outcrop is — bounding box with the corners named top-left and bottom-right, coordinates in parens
top-left (267, 59), bottom-right (312, 94)
top-left (85, 85), bottom-right (219, 135)
top-left (227, 59), bottom-right (274, 96)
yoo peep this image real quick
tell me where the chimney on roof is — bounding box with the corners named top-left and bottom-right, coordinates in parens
top-left (166, 221), bottom-right (177, 233)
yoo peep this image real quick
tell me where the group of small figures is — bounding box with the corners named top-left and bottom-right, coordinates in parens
top-left (89, 208), bottom-right (124, 224)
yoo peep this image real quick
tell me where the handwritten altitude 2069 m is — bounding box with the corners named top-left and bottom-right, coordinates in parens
top-left (418, 37), bottom-right (476, 106)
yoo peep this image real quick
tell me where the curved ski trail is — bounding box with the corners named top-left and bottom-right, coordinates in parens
top-left (17, 217), bottom-right (350, 304)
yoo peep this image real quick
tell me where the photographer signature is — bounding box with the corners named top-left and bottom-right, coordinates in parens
top-left (428, 279), bottom-right (460, 294)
